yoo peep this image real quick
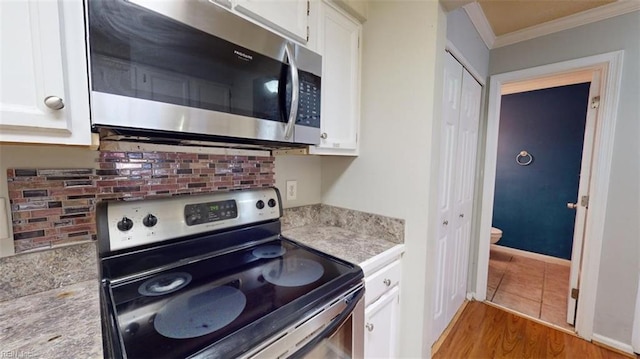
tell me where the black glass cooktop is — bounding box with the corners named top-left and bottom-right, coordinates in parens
top-left (107, 238), bottom-right (361, 358)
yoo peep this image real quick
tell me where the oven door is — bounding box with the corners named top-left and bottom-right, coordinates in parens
top-left (299, 293), bottom-right (365, 359)
top-left (243, 285), bottom-right (365, 359)
top-left (86, 0), bottom-right (321, 145)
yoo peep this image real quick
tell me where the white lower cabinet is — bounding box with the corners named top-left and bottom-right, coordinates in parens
top-left (364, 286), bottom-right (400, 359)
top-left (363, 258), bottom-right (402, 358)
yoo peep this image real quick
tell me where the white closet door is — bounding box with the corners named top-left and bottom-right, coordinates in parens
top-left (448, 68), bottom-right (481, 320)
top-left (432, 52), bottom-right (482, 345)
top-left (432, 52), bottom-right (463, 343)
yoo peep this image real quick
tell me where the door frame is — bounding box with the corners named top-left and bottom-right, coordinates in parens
top-left (474, 50), bottom-right (623, 340)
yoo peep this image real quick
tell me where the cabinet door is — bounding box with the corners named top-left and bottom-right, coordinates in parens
top-left (234, 0), bottom-right (309, 42)
top-left (310, 3), bottom-right (361, 155)
top-left (0, 0), bottom-right (91, 145)
top-left (364, 286), bottom-right (400, 359)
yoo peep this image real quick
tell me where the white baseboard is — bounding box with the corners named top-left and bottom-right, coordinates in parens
top-left (491, 244), bottom-right (571, 266)
top-left (592, 333), bottom-right (635, 355)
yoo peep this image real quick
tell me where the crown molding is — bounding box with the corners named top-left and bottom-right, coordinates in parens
top-left (493, 1), bottom-right (640, 48)
top-left (463, 2), bottom-right (495, 49)
top-left (463, 1), bottom-right (640, 50)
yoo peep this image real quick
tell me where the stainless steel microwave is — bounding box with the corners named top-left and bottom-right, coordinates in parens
top-left (86, 0), bottom-right (322, 145)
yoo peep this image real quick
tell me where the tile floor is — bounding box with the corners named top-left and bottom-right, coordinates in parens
top-left (487, 248), bottom-right (574, 331)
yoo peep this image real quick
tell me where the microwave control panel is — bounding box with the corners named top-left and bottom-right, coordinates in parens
top-left (296, 72), bottom-right (321, 128)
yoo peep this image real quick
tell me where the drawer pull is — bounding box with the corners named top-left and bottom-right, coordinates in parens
top-left (366, 323), bottom-right (374, 332)
top-left (383, 278), bottom-right (391, 286)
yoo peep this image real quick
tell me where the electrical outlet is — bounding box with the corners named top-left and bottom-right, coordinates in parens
top-left (286, 180), bottom-right (297, 201)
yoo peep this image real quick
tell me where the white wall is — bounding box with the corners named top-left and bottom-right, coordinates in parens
top-left (0, 145), bottom-right (98, 256)
top-left (274, 155), bottom-right (322, 208)
top-left (446, 7), bottom-right (489, 80)
top-left (489, 11), bottom-right (640, 345)
top-left (321, 1), bottom-right (447, 356)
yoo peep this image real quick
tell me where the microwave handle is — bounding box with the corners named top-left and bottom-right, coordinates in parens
top-left (284, 43), bottom-right (299, 140)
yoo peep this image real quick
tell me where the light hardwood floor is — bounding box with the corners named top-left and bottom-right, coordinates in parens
top-left (432, 301), bottom-right (633, 359)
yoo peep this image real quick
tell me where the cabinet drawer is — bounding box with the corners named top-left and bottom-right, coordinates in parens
top-left (365, 260), bottom-right (401, 306)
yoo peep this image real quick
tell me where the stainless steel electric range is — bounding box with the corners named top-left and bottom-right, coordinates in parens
top-left (96, 187), bottom-right (364, 358)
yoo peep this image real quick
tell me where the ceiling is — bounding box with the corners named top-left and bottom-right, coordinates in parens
top-left (441, 0), bottom-right (638, 48)
top-left (477, 0), bottom-right (617, 36)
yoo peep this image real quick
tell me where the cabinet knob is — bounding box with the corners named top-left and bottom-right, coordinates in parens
top-left (366, 323), bottom-right (374, 332)
top-left (459, 213), bottom-right (464, 218)
top-left (44, 96), bottom-right (64, 110)
top-left (383, 278), bottom-right (391, 286)
top-left (443, 220), bottom-right (449, 226)
top-left (320, 132), bottom-right (328, 139)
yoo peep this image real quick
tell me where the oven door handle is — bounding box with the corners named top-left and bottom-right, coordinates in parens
top-left (283, 42), bottom-right (299, 141)
top-left (291, 286), bottom-right (365, 359)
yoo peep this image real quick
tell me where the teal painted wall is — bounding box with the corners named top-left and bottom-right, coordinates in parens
top-left (493, 83), bottom-right (590, 259)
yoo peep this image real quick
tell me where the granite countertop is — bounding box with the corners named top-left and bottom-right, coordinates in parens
top-left (0, 223), bottom-right (400, 358)
top-left (0, 280), bottom-right (103, 358)
top-left (283, 225), bottom-right (401, 265)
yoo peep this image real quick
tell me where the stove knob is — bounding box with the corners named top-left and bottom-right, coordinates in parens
top-left (256, 200), bottom-right (265, 209)
top-left (268, 198), bottom-right (276, 208)
top-left (186, 214), bottom-right (198, 226)
top-left (143, 214), bottom-right (158, 228)
top-left (117, 217), bottom-right (133, 232)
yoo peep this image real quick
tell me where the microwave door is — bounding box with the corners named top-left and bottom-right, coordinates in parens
top-left (88, 0), bottom-right (300, 144)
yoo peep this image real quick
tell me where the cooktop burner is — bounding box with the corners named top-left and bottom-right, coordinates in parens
top-left (262, 258), bottom-right (324, 287)
top-left (252, 244), bottom-right (286, 259)
top-left (154, 285), bottom-right (247, 339)
top-left (138, 272), bottom-right (192, 297)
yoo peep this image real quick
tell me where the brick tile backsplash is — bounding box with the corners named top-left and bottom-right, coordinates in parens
top-left (7, 151), bottom-right (275, 253)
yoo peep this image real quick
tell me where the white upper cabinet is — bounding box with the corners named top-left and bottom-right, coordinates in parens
top-left (326, 0), bottom-right (368, 22)
top-left (234, 0), bottom-right (310, 43)
top-left (309, 2), bottom-right (361, 156)
top-left (0, 0), bottom-right (91, 145)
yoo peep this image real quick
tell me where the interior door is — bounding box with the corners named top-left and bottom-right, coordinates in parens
top-left (432, 52), bottom-right (462, 344)
top-left (567, 70), bottom-right (600, 326)
top-left (432, 52), bottom-right (482, 345)
top-left (448, 69), bottom-right (481, 321)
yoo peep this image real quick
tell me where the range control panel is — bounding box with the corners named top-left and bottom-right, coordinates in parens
top-left (184, 200), bottom-right (238, 226)
top-left (98, 187), bottom-right (282, 253)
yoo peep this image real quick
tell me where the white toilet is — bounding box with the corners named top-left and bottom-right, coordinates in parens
top-left (490, 227), bottom-right (502, 244)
